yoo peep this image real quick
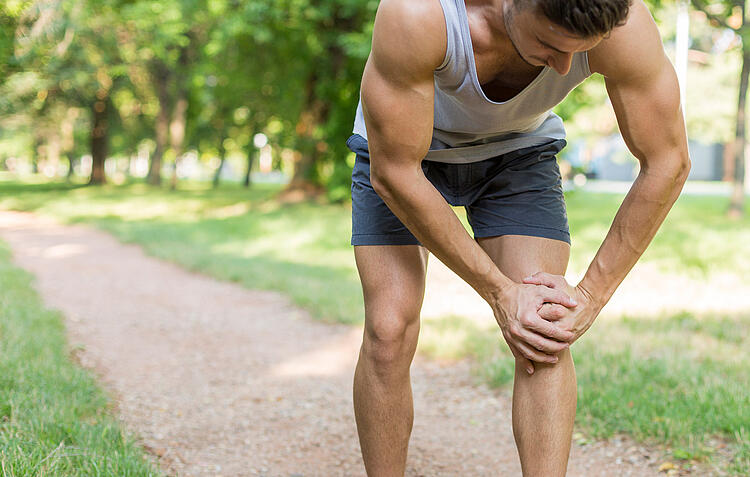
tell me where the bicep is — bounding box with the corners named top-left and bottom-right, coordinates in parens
top-left (591, 0), bottom-right (687, 167)
top-left (605, 58), bottom-right (686, 165)
top-left (596, 0), bottom-right (688, 166)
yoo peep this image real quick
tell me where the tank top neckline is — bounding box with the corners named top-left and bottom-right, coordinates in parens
top-left (454, 0), bottom-right (551, 106)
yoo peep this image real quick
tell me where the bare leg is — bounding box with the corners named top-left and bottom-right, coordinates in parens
top-left (353, 245), bottom-right (428, 477)
top-left (478, 235), bottom-right (576, 477)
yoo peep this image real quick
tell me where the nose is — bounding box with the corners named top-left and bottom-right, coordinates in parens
top-left (549, 52), bottom-right (573, 75)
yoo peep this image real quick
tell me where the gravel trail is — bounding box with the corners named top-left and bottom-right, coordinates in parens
top-left (0, 210), bottom-right (675, 476)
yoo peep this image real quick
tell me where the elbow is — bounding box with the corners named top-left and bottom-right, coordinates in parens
top-left (639, 151), bottom-right (691, 189)
top-left (648, 151), bottom-right (691, 184)
top-left (370, 163), bottom-right (396, 201)
top-left (370, 157), bottom-right (423, 201)
top-left (675, 153), bottom-right (691, 185)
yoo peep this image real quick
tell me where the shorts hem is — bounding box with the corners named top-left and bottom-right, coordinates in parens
top-left (473, 225), bottom-right (571, 244)
top-left (351, 234), bottom-right (421, 246)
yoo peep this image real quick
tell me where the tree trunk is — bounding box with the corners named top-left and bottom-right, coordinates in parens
top-left (148, 60), bottom-right (171, 186)
top-left (65, 153), bottom-right (75, 180)
top-left (169, 95), bottom-right (188, 189)
top-left (729, 44), bottom-right (750, 218)
top-left (288, 72), bottom-right (328, 190)
top-left (169, 43), bottom-right (192, 190)
top-left (32, 134), bottom-right (41, 173)
top-left (284, 17), bottom-right (349, 198)
top-left (46, 131), bottom-right (61, 177)
top-left (243, 147), bottom-right (255, 188)
top-left (89, 95), bottom-right (108, 185)
top-left (61, 107), bottom-right (77, 180)
top-left (213, 138), bottom-right (227, 188)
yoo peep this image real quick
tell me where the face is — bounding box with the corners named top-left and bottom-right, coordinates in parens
top-left (503, 1), bottom-right (604, 75)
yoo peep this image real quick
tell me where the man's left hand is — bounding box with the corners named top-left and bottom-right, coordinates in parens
top-left (522, 272), bottom-right (601, 344)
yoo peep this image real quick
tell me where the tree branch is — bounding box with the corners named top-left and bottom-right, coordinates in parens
top-left (690, 0), bottom-right (733, 30)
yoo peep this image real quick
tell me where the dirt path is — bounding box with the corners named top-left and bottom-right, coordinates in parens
top-left (0, 210), bottom-right (670, 476)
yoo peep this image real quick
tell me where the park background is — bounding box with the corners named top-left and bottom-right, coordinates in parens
top-left (0, 0), bottom-right (749, 475)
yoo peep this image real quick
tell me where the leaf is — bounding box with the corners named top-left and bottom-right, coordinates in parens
top-left (658, 461), bottom-right (677, 472)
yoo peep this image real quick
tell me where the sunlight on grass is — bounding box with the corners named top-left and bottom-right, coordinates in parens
top-left (418, 310), bottom-right (750, 473)
top-left (418, 314), bottom-right (517, 388)
top-left (576, 310), bottom-right (750, 469)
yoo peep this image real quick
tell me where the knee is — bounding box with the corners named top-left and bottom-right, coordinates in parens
top-left (514, 348), bottom-right (572, 375)
top-left (362, 309), bottom-right (420, 370)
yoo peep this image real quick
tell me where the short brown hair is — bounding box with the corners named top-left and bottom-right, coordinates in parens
top-left (517, 0), bottom-right (632, 38)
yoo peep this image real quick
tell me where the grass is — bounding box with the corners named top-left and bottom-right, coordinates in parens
top-left (574, 311), bottom-right (750, 471)
top-left (418, 311), bottom-right (750, 474)
top-left (0, 177), bottom-right (362, 324)
top-left (1, 174), bottom-right (749, 474)
top-left (0, 240), bottom-right (162, 476)
top-left (564, 189), bottom-right (750, 279)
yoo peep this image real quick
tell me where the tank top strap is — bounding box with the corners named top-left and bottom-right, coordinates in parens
top-left (435, 0), bottom-right (462, 72)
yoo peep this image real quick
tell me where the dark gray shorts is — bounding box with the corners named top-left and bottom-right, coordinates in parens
top-left (348, 134), bottom-right (570, 246)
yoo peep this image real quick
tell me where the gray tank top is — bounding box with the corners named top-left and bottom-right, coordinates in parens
top-left (352, 0), bottom-right (592, 164)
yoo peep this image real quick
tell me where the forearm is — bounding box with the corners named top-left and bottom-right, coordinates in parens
top-left (371, 163), bottom-right (513, 302)
top-left (579, 153), bottom-right (690, 306)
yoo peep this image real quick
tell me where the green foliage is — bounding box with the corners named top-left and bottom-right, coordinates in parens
top-left (0, 1), bottom-right (31, 80)
top-left (0, 0), bottom-right (747, 191)
top-left (555, 2), bottom-right (745, 146)
top-left (0, 0), bottom-right (383, 190)
top-left (689, 0), bottom-right (750, 214)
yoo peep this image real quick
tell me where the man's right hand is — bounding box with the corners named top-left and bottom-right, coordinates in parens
top-left (491, 282), bottom-right (577, 374)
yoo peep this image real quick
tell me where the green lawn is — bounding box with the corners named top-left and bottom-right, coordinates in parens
top-left (1, 174), bottom-right (748, 474)
top-left (0, 240), bottom-right (162, 476)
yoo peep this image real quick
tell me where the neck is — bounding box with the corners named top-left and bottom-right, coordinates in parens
top-left (468, 0), bottom-right (512, 45)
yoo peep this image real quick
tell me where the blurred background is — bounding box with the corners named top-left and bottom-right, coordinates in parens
top-left (0, 0), bottom-right (747, 206)
top-left (1, 0), bottom-right (750, 475)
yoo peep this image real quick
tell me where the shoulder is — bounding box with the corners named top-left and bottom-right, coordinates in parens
top-left (370, 0), bottom-right (447, 79)
top-left (588, 0), bottom-right (667, 82)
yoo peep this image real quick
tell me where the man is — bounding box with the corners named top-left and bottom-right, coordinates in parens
top-left (347, 0), bottom-right (690, 475)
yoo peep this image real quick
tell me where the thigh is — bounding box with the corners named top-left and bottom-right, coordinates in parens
top-left (476, 234), bottom-right (570, 282)
top-left (354, 245), bottom-right (429, 332)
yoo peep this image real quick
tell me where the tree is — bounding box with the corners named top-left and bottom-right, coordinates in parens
top-left (228, 0), bottom-right (376, 199)
top-left (691, 0), bottom-right (749, 217)
top-left (285, 0), bottom-right (378, 199)
top-left (8, 0), bottom-right (131, 185)
top-left (117, 0), bottom-right (207, 187)
top-left (1, 0), bottom-right (390, 196)
top-left (0, 2), bottom-right (32, 84)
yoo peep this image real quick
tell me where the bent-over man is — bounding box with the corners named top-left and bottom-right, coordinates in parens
top-left (347, 0), bottom-right (690, 475)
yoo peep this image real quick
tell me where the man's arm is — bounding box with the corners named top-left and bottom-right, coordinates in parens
top-left (361, 0), bottom-right (576, 364)
top-left (528, 0), bottom-right (691, 338)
